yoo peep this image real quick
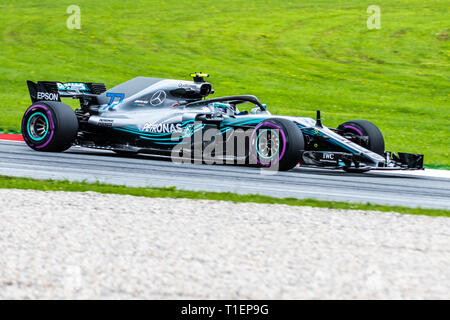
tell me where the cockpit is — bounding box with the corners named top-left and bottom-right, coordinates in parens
top-left (207, 101), bottom-right (269, 117)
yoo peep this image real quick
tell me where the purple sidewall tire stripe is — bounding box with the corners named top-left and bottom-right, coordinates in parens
top-left (250, 121), bottom-right (287, 167)
top-left (22, 104), bottom-right (55, 149)
top-left (344, 125), bottom-right (363, 136)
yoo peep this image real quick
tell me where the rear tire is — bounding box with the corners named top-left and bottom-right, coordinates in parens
top-left (337, 120), bottom-right (385, 155)
top-left (21, 101), bottom-right (78, 152)
top-left (249, 118), bottom-right (304, 171)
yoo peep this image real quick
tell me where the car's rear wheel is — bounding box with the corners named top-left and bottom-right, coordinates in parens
top-left (337, 120), bottom-right (385, 155)
top-left (249, 118), bottom-right (304, 171)
top-left (22, 101), bottom-right (78, 152)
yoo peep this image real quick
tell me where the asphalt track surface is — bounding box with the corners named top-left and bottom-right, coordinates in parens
top-left (0, 140), bottom-right (449, 210)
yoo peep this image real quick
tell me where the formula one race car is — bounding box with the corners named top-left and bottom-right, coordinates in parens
top-left (22, 73), bottom-right (424, 172)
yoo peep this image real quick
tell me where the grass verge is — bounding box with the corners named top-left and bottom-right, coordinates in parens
top-left (424, 164), bottom-right (450, 170)
top-left (0, 175), bottom-right (448, 218)
top-left (0, 0), bottom-right (448, 166)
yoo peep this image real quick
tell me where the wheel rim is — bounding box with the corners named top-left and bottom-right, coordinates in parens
top-left (256, 129), bottom-right (280, 159)
top-left (250, 121), bottom-right (287, 167)
top-left (27, 112), bottom-right (49, 141)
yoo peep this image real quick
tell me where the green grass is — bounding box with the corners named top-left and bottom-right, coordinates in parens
top-left (0, 175), bottom-right (449, 218)
top-left (424, 164), bottom-right (450, 170)
top-left (0, 0), bottom-right (448, 166)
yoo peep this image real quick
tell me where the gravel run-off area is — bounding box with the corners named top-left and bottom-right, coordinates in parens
top-left (0, 189), bottom-right (449, 299)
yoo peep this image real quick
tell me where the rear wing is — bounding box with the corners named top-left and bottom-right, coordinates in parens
top-left (27, 80), bottom-right (107, 103)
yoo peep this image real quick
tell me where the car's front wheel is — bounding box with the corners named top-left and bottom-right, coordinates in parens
top-left (249, 118), bottom-right (304, 171)
top-left (337, 119), bottom-right (385, 155)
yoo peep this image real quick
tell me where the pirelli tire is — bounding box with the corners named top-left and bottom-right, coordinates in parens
top-left (249, 118), bottom-right (304, 171)
top-left (337, 119), bottom-right (385, 155)
top-left (21, 101), bottom-right (78, 152)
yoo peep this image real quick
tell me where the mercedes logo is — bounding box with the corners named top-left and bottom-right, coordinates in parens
top-left (150, 90), bottom-right (166, 106)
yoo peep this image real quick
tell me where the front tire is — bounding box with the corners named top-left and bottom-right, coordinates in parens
top-left (249, 118), bottom-right (304, 171)
top-left (21, 101), bottom-right (78, 152)
top-left (337, 119), bottom-right (385, 155)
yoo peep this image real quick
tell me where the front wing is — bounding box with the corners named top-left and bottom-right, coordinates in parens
top-left (301, 150), bottom-right (424, 172)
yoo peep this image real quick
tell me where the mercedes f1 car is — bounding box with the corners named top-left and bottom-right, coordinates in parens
top-left (22, 73), bottom-right (424, 172)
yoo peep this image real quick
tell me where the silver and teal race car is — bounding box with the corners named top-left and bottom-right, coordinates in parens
top-left (22, 73), bottom-right (423, 172)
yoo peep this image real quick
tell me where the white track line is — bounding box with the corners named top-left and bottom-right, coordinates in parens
top-left (374, 169), bottom-right (450, 179)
